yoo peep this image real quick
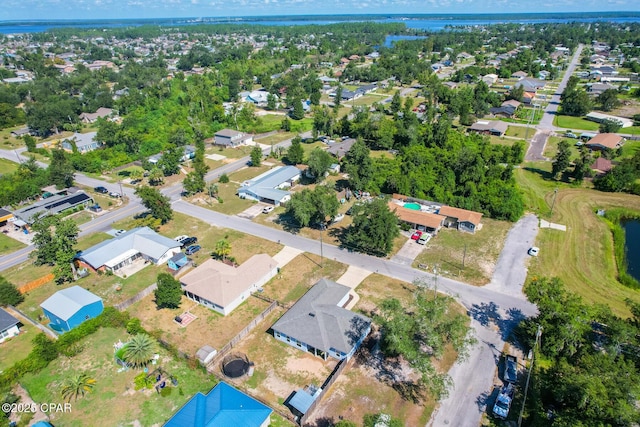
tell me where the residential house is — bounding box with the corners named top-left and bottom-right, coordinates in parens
top-left (585, 133), bottom-right (625, 151)
top-left (181, 145), bottom-right (196, 162)
top-left (164, 382), bottom-right (272, 427)
top-left (40, 286), bottom-right (103, 333)
top-left (0, 308), bottom-right (20, 343)
top-left (514, 78), bottom-right (545, 92)
top-left (0, 209), bottom-right (13, 225)
top-left (13, 191), bottom-right (93, 225)
top-left (590, 157), bottom-right (613, 175)
top-left (522, 92), bottom-right (536, 105)
top-left (511, 71), bottom-right (528, 79)
top-left (78, 107), bottom-right (113, 123)
top-left (245, 90), bottom-right (275, 106)
top-left (585, 112), bottom-right (633, 128)
top-left (387, 201), bottom-right (446, 234)
top-left (10, 127), bottom-right (31, 138)
top-left (468, 120), bottom-right (509, 137)
top-left (181, 254), bottom-right (278, 316)
top-left (586, 83), bottom-right (616, 96)
top-left (76, 227), bottom-right (181, 273)
top-left (272, 278), bottom-right (372, 361)
top-left (211, 129), bottom-right (254, 147)
top-left (61, 132), bottom-right (102, 153)
top-left (237, 166), bottom-right (301, 206)
top-left (490, 100), bottom-right (521, 118)
top-left (482, 73), bottom-right (498, 85)
top-left (327, 138), bottom-right (356, 159)
top-left (438, 206), bottom-right (483, 233)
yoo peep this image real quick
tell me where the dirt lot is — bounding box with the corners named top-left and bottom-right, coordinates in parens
top-left (127, 294), bottom-right (271, 357)
top-left (221, 309), bottom-right (338, 417)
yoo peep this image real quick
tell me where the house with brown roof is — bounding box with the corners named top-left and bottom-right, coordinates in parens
top-left (180, 254), bottom-right (278, 316)
top-left (387, 201), bottom-right (446, 234)
top-left (438, 206), bottom-right (483, 233)
top-left (590, 157), bottom-right (613, 175)
top-left (468, 120), bottom-right (509, 137)
top-left (79, 107), bottom-right (113, 123)
top-left (585, 133), bottom-right (625, 151)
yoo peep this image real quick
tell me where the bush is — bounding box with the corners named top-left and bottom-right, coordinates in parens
top-left (160, 387), bottom-right (173, 397)
top-left (126, 318), bottom-right (146, 335)
top-left (219, 173), bottom-right (229, 183)
top-left (134, 373), bottom-right (155, 390)
top-left (0, 276), bottom-right (24, 306)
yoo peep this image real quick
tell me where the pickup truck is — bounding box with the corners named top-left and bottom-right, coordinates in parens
top-left (493, 383), bottom-right (515, 419)
top-left (504, 355), bottom-right (518, 383)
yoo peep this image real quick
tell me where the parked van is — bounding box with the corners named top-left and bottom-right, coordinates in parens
top-left (417, 233), bottom-right (431, 245)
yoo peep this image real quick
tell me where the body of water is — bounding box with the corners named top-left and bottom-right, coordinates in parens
top-left (383, 35), bottom-right (426, 48)
top-left (1, 15), bottom-right (640, 35)
top-left (623, 219), bottom-right (640, 283)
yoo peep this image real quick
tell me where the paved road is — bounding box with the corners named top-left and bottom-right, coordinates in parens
top-left (539, 44), bottom-right (584, 130)
top-left (428, 214), bottom-right (539, 427)
top-left (525, 129), bottom-right (551, 161)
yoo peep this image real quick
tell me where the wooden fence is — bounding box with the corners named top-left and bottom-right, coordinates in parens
top-left (206, 301), bottom-right (278, 372)
top-left (18, 273), bottom-right (55, 294)
top-left (299, 356), bottom-right (351, 426)
top-left (114, 283), bottom-right (157, 311)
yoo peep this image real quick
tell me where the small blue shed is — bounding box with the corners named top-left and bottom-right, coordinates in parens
top-left (167, 252), bottom-right (188, 271)
top-left (164, 382), bottom-right (272, 427)
top-left (40, 286), bottom-right (103, 333)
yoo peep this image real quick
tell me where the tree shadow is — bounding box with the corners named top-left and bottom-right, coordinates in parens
top-left (392, 380), bottom-right (425, 404)
top-left (306, 417), bottom-right (336, 427)
top-left (523, 166), bottom-right (554, 181)
top-left (469, 303), bottom-right (526, 342)
top-left (274, 212), bottom-right (301, 234)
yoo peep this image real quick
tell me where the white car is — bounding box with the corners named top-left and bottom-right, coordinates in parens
top-left (174, 235), bottom-right (189, 243)
top-left (115, 229), bottom-right (126, 236)
top-left (262, 206), bottom-right (275, 214)
top-left (528, 247), bottom-right (540, 256)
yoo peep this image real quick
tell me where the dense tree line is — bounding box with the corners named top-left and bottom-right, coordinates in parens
top-left (594, 149), bottom-right (640, 194)
top-left (520, 277), bottom-right (640, 426)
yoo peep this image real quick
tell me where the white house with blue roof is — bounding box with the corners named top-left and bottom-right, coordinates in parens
top-left (164, 382), bottom-right (272, 427)
top-left (40, 286), bottom-right (103, 333)
top-left (237, 165), bottom-right (301, 206)
top-left (76, 227), bottom-right (181, 274)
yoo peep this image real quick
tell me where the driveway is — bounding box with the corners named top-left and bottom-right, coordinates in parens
top-left (390, 237), bottom-right (425, 265)
top-left (525, 129), bottom-right (551, 161)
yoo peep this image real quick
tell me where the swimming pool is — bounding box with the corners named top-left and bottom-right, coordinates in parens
top-left (404, 203), bottom-right (421, 210)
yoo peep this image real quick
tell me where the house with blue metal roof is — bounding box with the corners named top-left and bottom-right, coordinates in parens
top-left (237, 166), bottom-right (301, 206)
top-left (164, 382), bottom-right (272, 427)
top-left (76, 227), bottom-right (181, 274)
top-left (40, 286), bottom-right (103, 333)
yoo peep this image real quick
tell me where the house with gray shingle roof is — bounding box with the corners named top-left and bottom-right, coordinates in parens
top-left (40, 286), bottom-right (103, 333)
top-left (272, 278), bottom-right (371, 361)
top-left (0, 308), bottom-right (20, 343)
top-left (76, 227), bottom-right (181, 274)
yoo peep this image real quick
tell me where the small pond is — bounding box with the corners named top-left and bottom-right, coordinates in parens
top-left (622, 219), bottom-right (640, 282)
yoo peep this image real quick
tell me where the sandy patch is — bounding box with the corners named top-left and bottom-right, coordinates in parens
top-left (206, 153), bottom-right (227, 161)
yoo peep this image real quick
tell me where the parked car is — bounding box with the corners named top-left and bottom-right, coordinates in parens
top-left (181, 237), bottom-right (198, 247)
top-left (114, 229), bottom-right (126, 236)
top-left (174, 235), bottom-right (189, 243)
top-left (504, 355), bottom-right (518, 383)
top-left (565, 131), bottom-right (578, 138)
top-left (185, 245), bottom-right (201, 255)
top-left (411, 231), bottom-right (423, 241)
top-left (492, 383), bottom-right (515, 419)
top-left (528, 247), bottom-right (540, 257)
top-left (94, 186), bottom-right (108, 194)
top-left (109, 191), bottom-right (122, 198)
top-left (88, 204), bottom-right (102, 213)
top-left (332, 214), bottom-right (345, 223)
top-left (262, 206), bottom-right (275, 214)
top-left (417, 233), bottom-right (431, 245)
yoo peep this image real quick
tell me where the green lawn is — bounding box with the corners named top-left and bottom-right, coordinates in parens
top-left (505, 126), bottom-right (530, 139)
top-left (0, 157), bottom-right (19, 175)
top-left (370, 150), bottom-right (395, 159)
top-left (0, 312), bottom-right (34, 372)
top-left (19, 327), bottom-right (215, 427)
top-left (255, 131), bottom-right (295, 145)
top-left (553, 115), bottom-right (600, 131)
top-left (515, 163), bottom-right (640, 317)
top-left (0, 232), bottom-right (26, 256)
top-left (413, 218), bottom-right (513, 286)
top-left (242, 115), bottom-right (313, 134)
top-left (301, 141), bottom-right (326, 159)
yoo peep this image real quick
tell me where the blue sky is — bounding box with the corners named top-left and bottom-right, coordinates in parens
top-left (2, 0), bottom-right (639, 21)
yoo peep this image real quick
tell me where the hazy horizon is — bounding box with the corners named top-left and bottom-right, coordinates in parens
top-left (2, 0), bottom-right (640, 22)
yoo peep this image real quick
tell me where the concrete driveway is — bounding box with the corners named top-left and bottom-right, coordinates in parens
top-left (237, 204), bottom-right (266, 219)
top-left (390, 237), bottom-right (425, 265)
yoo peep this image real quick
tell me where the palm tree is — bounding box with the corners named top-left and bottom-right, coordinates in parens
top-left (60, 373), bottom-right (96, 402)
top-left (124, 334), bottom-right (157, 368)
top-left (214, 239), bottom-right (231, 262)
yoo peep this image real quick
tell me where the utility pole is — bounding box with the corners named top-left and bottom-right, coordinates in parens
top-left (119, 181), bottom-right (124, 198)
top-left (462, 244), bottom-right (467, 269)
top-left (550, 188), bottom-right (558, 215)
top-left (518, 325), bottom-right (542, 427)
top-left (319, 223), bottom-right (325, 268)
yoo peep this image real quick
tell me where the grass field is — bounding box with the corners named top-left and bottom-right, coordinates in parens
top-left (553, 115), bottom-right (600, 131)
top-left (515, 163), bottom-right (640, 316)
top-left (255, 131), bottom-right (295, 145)
top-left (0, 157), bottom-right (19, 174)
top-left (19, 327), bottom-right (215, 427)
top-left (505, 126), bottom-right (530, 139)
top-left (413, 218), bottom-right (513, 286)
top-left (0, 232), bottom-right (26, 256)
top-left (0, 311), bottom-right (35, 372)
